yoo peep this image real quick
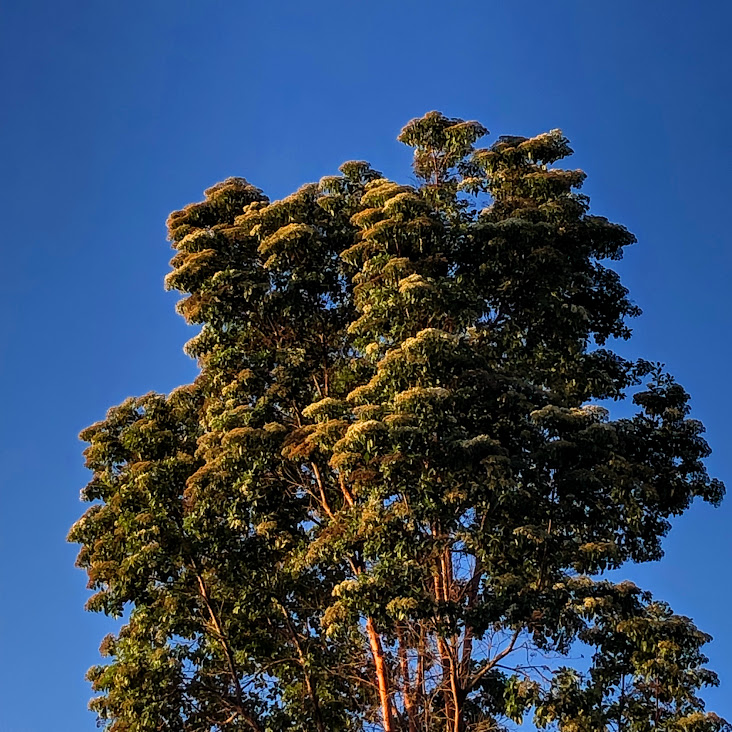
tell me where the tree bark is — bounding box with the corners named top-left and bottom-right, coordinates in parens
top-left (366, 616), bottom-right (395, 732)
top-left (397, 624), bottom-right (418, 732)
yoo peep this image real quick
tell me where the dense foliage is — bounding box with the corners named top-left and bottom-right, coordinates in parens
top-left (70, 112), bottom-right (728, 732)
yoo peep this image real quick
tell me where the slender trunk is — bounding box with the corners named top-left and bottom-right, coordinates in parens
top-left (618, 675), bottom-right (626, 732)
top-left (366, 616), bottom-right (394, 732)
top-left (311, 461), bottom-right (335, 520)
top-left (460, 564), bottom-right (482, 684)
top-left (338, 474), bottom-right (355, 507)
top-left (397, 624), bottom-right (418, 732)
top-left (439, 550), bottom-right (464, 732)
top-left (195, 573), bottom-right (263, 732)
top-left (278, 602), bottom-right (327, 732)
top-left (449, 652), bottom-right (462, 732)
top-left (460, 627), bottom-right (473, 688)
top-left (416, 623), bottom-right (426, 728)
top-left (436, 634), bottom-right (453, 731)
top-left (346, 557), bottom-right (393, 731)
top-left (433, 571), bottom-right (457, 731)
top-left (442, 548), bottom-right (454, 601)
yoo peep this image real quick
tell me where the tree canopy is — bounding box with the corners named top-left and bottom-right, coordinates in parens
top-left (70, 111), bottom-right (728, 732)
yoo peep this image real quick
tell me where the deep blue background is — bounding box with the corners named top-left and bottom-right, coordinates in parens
top-left (1, 2), bottom-right (730, 728)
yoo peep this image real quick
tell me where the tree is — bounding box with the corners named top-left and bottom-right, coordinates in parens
top-left (70, 111), bottom-right (728, 732)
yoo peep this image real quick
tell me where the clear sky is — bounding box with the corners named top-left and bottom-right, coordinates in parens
top-left (1, 1), bottom-right (731, 729)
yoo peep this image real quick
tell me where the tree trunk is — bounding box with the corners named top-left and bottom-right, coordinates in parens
top-left (366, 616), bottom-right (394, 732)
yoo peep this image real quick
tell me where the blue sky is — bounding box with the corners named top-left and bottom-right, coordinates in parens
top-left (1, 1), bottom-right (730, 729)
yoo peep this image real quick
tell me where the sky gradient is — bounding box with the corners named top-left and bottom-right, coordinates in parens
top-left (1, 2), bottom-right (731, 729)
